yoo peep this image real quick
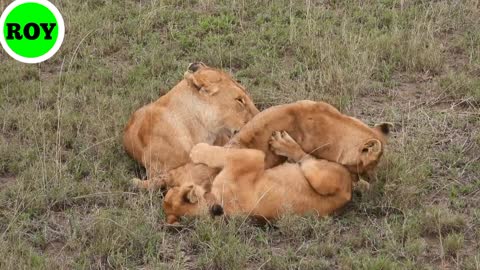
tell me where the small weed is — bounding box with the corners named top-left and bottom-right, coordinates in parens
top-left (422, 207), bottom-right (466, 236)
top-left (444, 233), bottom-right (464, 257)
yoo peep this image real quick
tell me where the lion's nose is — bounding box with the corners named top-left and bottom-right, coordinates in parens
top-left (210, 204), bottom-right (224, 216)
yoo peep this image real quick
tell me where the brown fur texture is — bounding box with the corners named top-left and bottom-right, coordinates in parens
top-left (123, 63), bottom-right (259, 189)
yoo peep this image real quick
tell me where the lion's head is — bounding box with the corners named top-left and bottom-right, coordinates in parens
top-left (163, 183), bottom-right (222, 224)
top-left (333, 121), bottom-right (392, 181)
top-left (184, 62), bottom-right (259, 136)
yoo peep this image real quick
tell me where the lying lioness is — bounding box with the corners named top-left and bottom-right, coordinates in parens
top-left (163, 101), bottom-right (391, 223)
top-left (163, 132), bottom-right (354, 224)
top-left (226, 100), bottom-right (391, 176)
top-left (123, 63), bottom-right (259, 189)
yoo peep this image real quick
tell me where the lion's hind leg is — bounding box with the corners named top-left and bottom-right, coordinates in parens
top-left (299, 160), bottom-right (352, 210)
top-left (269, 131), bottom-right (352, 211)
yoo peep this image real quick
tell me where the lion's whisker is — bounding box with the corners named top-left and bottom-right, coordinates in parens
top-left (298, 143), bottom-right (331, 163)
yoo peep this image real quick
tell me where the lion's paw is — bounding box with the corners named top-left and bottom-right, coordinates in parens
top-left (269, 131), bottom-right (302, 160)
top-left (189, 143), bottom-right (211, 164)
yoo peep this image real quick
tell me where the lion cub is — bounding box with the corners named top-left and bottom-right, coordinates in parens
top-left (163, 131), bottom-right (353, 224)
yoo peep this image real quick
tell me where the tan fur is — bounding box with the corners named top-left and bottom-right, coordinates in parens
top-left (123, 63), bottom-right (259, 189)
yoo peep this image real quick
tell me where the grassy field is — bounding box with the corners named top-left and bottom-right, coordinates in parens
top-left (1, 0), bottom-right (479, 269)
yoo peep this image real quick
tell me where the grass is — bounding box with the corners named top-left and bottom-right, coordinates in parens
top-left (1, 0), bottom-right (479, 268)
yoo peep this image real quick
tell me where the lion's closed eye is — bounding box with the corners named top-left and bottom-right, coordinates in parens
top-left (236, 97), bottom-right (245, 106)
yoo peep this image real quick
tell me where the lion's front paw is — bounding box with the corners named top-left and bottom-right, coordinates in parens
top-left (189, 143), bottom-right (212, 164)
top-left (269, 131), bottom-right (304, 161)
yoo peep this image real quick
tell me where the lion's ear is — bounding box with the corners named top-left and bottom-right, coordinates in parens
top-left (184, 71), bottom-right (202, 88)
top-left (184, 62), bottom-right (207, 88)
top-left (361, 139), bottom-right (382, 154)
top-left (187, 62), bottom-right (207, 72)
top-left (184, 72), bottom-right (218, 96)
top-left (184, 62), bottom-right (219, 95)
top-left (374, 122), bottom-right (393, 136)
top-left (183, 185), bottom-right (199, 204)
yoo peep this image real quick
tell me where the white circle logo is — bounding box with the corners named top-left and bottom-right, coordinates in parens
top-left (0, 0), bottom-right (65, 64)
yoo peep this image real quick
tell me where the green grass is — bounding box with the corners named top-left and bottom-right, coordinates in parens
top-left (1, 0), bottom-right (479, 268)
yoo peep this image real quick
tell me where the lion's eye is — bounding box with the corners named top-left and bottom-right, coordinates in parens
top-left (236, 98), bottom-right (245, 105)
top-left (236, 97), bottom-right (245, 105)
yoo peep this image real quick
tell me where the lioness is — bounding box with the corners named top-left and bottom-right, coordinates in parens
top-left (163, 132), bottom-right (354, 223)
top-left (226, 100), bottom-right (391, 176)
top-left (123, 63), bottom-right (259, 189)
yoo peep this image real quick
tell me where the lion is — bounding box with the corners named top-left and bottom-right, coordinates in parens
top-left (162, 100), bottom-right (392, 223)
top-left (225, 100), bottom-right (391, 176)
top-left (163, 132), bottom-right (355, 224)
top-left (123, 62), bottom-right (259, 190)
